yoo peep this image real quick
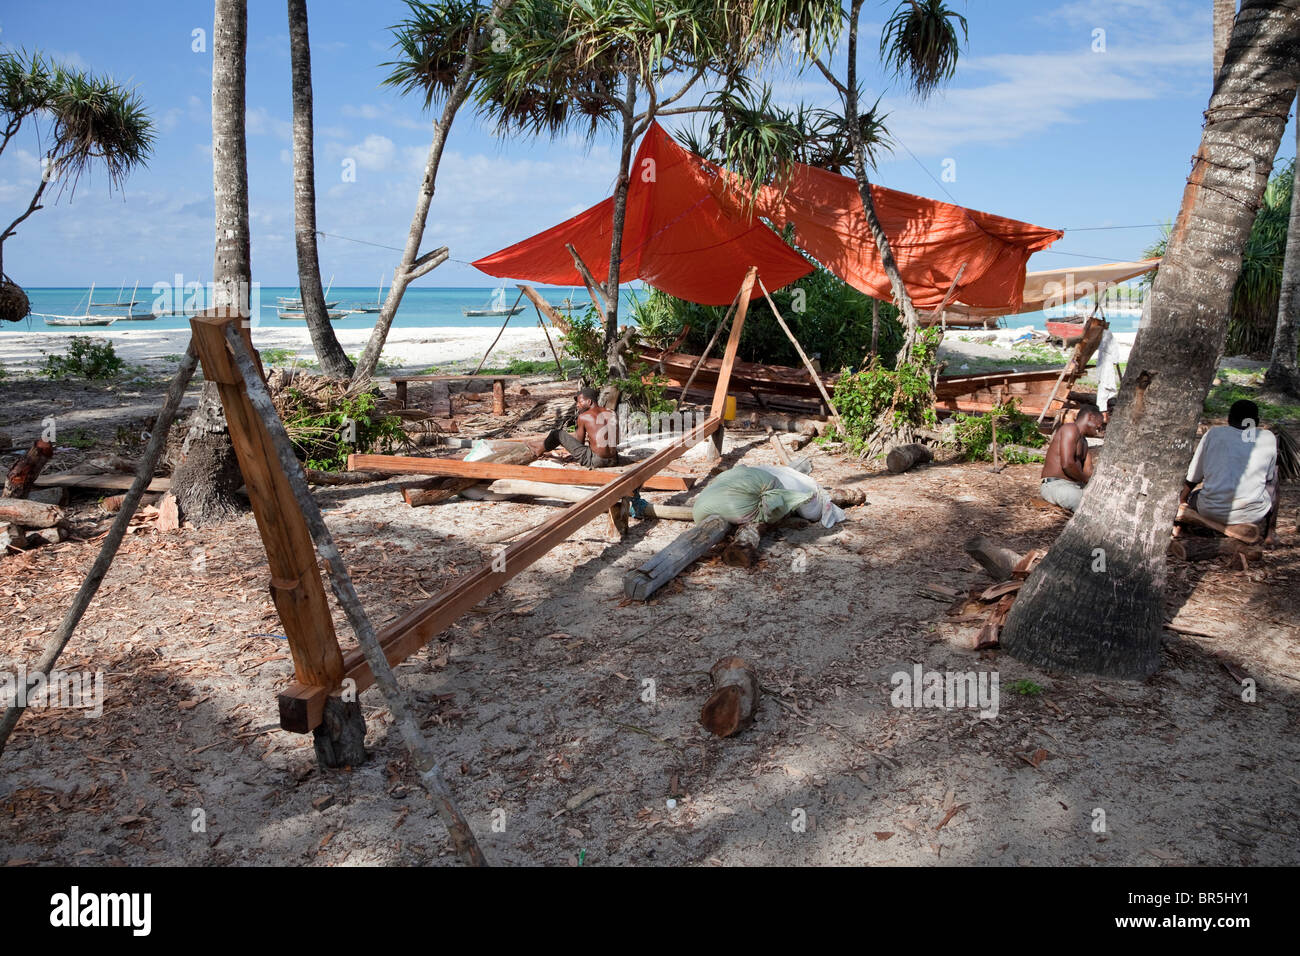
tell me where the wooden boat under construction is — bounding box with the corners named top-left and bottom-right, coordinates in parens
top-left (637, 347), bottom-right (836, 408)
top-left (639, 345), bottom-right (1094, 424)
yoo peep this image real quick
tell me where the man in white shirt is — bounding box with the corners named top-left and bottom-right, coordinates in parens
top-left (1181, 399), bottom-right (1279, 540)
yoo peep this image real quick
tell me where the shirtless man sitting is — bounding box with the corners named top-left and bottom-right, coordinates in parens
top-left (1039, 404), bottom-right (1105, 512)
top-left (523, 387), bottom-right (618, 468)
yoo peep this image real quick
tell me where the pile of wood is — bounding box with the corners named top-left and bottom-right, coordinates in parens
top-left (927, 537), bottom-right (1047, 649)
top-left (2, 439), bottom-right (64, 552)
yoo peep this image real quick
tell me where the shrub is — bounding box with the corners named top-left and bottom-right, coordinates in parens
top-left (951, 398), bottom-right (1047, 463)
top-left (280, 386), bottom-right (407, 472)
top-left (42, 337), bottom-right (125, 379)
top-left (561, 308), bottom-right (670, 414)
top-left (830, 329), bottom-right (941, 454)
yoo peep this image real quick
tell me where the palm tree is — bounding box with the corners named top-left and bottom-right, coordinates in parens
top-left (1213, 0), bottom-right (1236, 82)
top-left (1000, 0), bottom-right (1300, 679)
top-left (173, 0), bottom-right (250, 526)
top-left (0, 50), bottom-right (153, 319)
top-left (1264, 99), bottom-right (1299, 396)
top-left (351, 0), bottom-right (510, 385)
top-left (287, 0), bottom-right (353, 378)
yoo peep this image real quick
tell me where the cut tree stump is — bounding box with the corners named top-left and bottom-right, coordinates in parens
top-left (156, 492), bottom-right (181, 532)
top-left (4, 439), bottom-right (54, 498)
top-left (886, 443), bottom-right (933, 474)
top-left (699, 656), bottom-right (760, 737)
top-left (624, 514), bottom-right (731, 600)
top-left (0, 498), bottom-right (63, 529)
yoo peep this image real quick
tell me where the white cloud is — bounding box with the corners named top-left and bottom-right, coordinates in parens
top-left (246, 107), bottom-right (292, 140)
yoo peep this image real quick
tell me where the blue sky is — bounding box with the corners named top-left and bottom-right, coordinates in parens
top-left (0, 0), bottom-right (1295, 288)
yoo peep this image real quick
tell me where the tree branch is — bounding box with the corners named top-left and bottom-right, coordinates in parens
top-left (406, 246), bottom-right (450, 282)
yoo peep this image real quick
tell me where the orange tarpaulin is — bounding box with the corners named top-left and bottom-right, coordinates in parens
top-left (472, 122), bottom-right (814, 305)
top-left (728, 163), bottom-right (1064, 312)
top-left (475, 122), bottom-right (1063, 312)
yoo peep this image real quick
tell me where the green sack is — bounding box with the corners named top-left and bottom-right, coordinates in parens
top-left (692, 465), bottom-right (814, 525)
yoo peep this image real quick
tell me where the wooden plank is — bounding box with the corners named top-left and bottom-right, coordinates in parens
top-left (282, 415), bottom-right (723, 730)
top-left (35, 473), bottom-right (173, 492)
top-left (189, 313), bottom-right (346, 693)
top-left (711, 267), bottom-right (757, 418)
top-left (347, 454), bottom-right (694, 491)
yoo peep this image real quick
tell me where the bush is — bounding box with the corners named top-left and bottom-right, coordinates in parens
top-left (280, 385), bottom-right (407, 472)
top-left (951, 398), bottom-right (1047, 463)
top-left (561, 308), bottom-right (671, 414)
top-left (830, 329), bottom-right (941, 454)
top-left (42, 337), bottom-right (125, 379)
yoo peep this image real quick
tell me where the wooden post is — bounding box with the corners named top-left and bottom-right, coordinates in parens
top-left (492, 378), bottom-right (506, 416)
top-left (710, 268), bottom-right (758, 452)
top-left (757, 277), bottom-right (842, 429)
top-left (395, 380), bottom-right (408, 408)
top-left (188, 312), bottom-right (349, 743)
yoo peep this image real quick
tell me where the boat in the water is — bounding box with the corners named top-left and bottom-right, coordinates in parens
top-left (89, 280), bottom-right (141, 309)
top-left (344, 271), bottom-right (386, 314)
top-left (278, 309), bottom-right (349, 321)
top-left (41, 316), bottom-right (117, 327)
top-left (463, 285), bottom-right (525, 318)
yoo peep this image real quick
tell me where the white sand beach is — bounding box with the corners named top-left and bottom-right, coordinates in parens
top-left (0, 324), bottom-right (558, 375)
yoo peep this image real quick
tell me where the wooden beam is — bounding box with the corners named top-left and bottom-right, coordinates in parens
top-left (347, 453), bottom-right (694, 491)
top-left (282, 415), bottom-right (723, 731)
top-left (711, 267), bottom-right (757, 419)
top-left (34, 473), bottom-right (172, 493)
top-left (517, 284), bottom-right (571, 334)
top-left (189, 313), bottom-right (346, 698)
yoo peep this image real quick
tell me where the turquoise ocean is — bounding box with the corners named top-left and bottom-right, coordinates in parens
top-left (8, 284), bottom-right (1147, 336)
top-left (9, 285), bottom-right (648, 334)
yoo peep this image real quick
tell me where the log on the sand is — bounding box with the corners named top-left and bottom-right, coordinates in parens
top-left (474, 479), bottom-right (696, 520)
top-left (885, 443), bottom-right (933, 474)
top-left (699, 656), bottom-right (760, 738)
top-left (624, 514), bottom-right (731, 600)
top-left (0, 498), bottom-right (63, 529)
top-left (964, 535), bottom-right (1024, 582)
top-left (403, 442), bottom-right (534, 507)
top-left (830, 486), bottom-right (867, 508)
top-left (306, 469), bottom-right (388, 485)
top-left (4, 439), bottom-right (54, 498)
top-left (735, 414), bottom-right (822, 434)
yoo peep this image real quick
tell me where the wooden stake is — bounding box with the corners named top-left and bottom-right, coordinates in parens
top-left (222, 325), bottom-right (487, 867)
top-left (0, 346), bottom-right (199, 756)
top-left (756, 278), bottom-right (841, 428)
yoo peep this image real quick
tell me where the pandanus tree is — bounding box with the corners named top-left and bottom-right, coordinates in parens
top-left (287, 0), bottom-right (353, 378)
top-left (351, 0), bottom-right (512, 385)
top-left (0, 49), bottom-right (154, 321)
top-left (1000, 0), bottom-right (1300, 679)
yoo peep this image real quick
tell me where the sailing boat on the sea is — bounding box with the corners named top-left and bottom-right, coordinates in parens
top-left (345, 271), bottom-right (386, 314)
top-left (463, 285), bottom-right (524, 317)
top-left (278, 274), bottom-right (339, 311)
top-left (35, 283), bottom-right (117, 326)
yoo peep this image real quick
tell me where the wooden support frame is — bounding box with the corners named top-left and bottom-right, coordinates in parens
top-left (190, 272), bottom-right (755, 736)
top-left (188, 312), bottom-right (346, 731)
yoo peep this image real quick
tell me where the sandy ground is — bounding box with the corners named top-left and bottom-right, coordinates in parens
top-left (0, 353), bottom-right (1297, 867)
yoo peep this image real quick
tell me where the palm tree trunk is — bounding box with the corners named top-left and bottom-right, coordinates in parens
top-left (288, 0), bottom-right (352, 379)
top-left (602, 69), bottom-right (638, 365)
top-left (173, 0), bottom-right (250, 527)
top-left (352, 3), bottom-right (510, 385)
top-left (1000, 0), bottom-right (1300, 679)
top-left (1264, 93), bottom-right (1300, 396)
top-left (1213, 0), bottom-right (1236, 84)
